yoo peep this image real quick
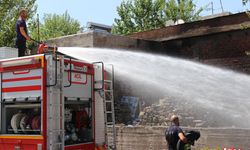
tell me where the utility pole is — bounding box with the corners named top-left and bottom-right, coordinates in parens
top-left (211, 2), bottom-right (214, 15)
top-left (37, 14), bottom-right (40, 42)
top-left (219, 0), bottom-right (224, 12)
top-left (205, 2), bottom-right (214, 15)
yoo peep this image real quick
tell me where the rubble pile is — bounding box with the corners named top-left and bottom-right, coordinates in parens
top-left (137, 97), bottom-right (229, 127)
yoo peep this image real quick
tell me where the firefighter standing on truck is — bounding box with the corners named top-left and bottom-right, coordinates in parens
top-left (16, 8), bottom-right (30, 57)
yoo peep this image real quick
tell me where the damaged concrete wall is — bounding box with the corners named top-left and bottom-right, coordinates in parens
top-left (163, 29), bottom-right (250, 74)
top-left (47, 31), bottom-right (94, 47)
top-left (46, 30), bottom-right (162, 52)
top-left (128, 12), bottom-right (250, 74)
top-left (161, 29), bottom-right (250, 60)
top-left (128, 12), bottom-right (250, 42)
top-left (114, 126), bottom-right (250, 150)
top-left (92, 31), bottom-right (162, 52)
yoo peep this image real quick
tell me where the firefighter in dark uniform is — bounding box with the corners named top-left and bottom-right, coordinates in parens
top-left (165, 115), bottom-right (187, 150)
top-left (16, 8), bottom-right (30, 57)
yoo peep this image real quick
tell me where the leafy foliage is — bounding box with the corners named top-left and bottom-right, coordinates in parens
top-left (29, 11), bottom-right (81, 42)
top-left (112, 0), bottom-right (166, 35)
top-left (28, 11), bottom-right (80, 53)
top-left (0, 0), bottom-right (37, 47)
top-left (0, 1), bottom-right (80, 52)
top-left (112, 0), bottom-right (203, 35)
top-left (165, 0), bottom-right (203, 22)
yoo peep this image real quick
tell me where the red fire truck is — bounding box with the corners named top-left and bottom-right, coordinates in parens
top-left (0, 49), bottom-right (116, 150)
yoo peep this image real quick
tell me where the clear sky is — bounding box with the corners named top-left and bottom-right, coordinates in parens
top-left (36, 0), bottom-right (249, 27)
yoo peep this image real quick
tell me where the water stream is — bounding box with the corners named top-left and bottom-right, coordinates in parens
top-left (58, 47), bottom-right (250, 128)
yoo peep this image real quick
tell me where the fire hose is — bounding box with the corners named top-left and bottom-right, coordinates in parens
top-left (177, 130), bottom-right (200, 150)
top-left (31, 38), bottom-right (57, 54)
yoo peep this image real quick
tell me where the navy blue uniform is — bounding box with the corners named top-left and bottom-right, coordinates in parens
top-left (16, 19), bottom-right (28, 57)
top-left (165, 125), bottom-right (184, 150)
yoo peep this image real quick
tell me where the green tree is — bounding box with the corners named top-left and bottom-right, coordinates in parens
top-left (112, 0), bottom-right (166, 35)
top-left (0, 0), bottom-right (37, 47)
top-left (165, 0), bottom-right (203, 22)
top-left (112, 0), bottom-right (203, 35)
top-left (29, 11), bottom-right (81, 42)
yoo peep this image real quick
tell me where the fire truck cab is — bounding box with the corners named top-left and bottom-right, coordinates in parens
top-left (0, 51), bottom-right (116, 150)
